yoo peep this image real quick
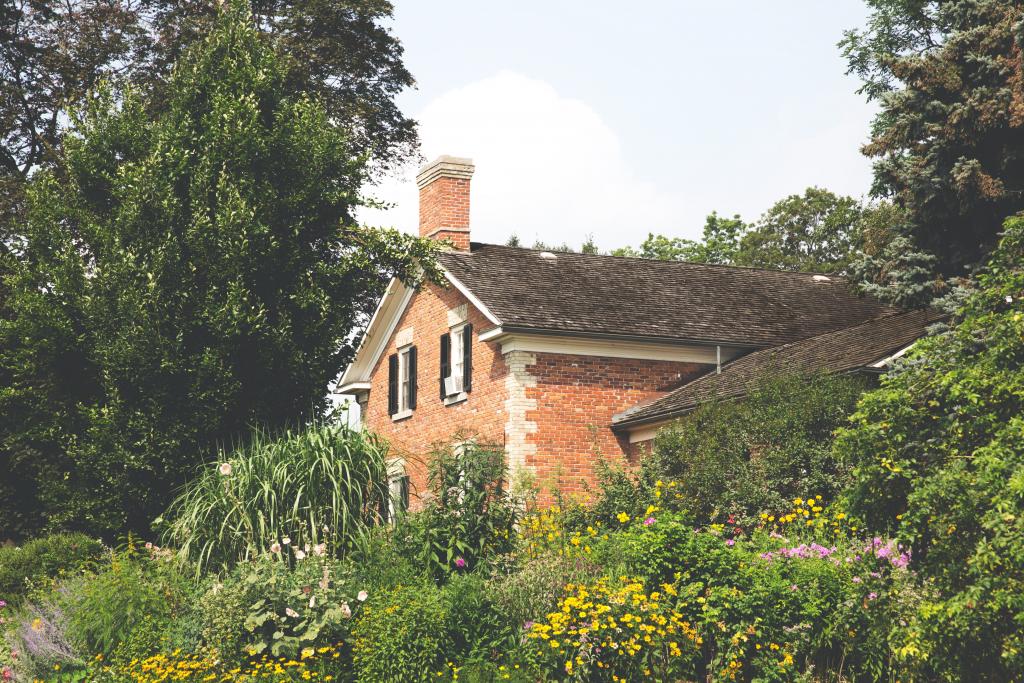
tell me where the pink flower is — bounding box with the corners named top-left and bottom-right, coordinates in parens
top-left (218, 462), bottom-right (232, 476)
top-left (270, 542), bottom-right (282, 554)
top-left (852, 576), bottom-right (862, 583)
top-left (2, 666), bottom-right (12, 681)
top-left (294, 549), bottom-right (306, 560)
top-left (357, 590), bottom-right (368, 602)
top-left (454, 557), bottom-right (467, 569)
top-left (285, 607), bottom-right (299, 618)
top-left (313, 543), bottom-right (326, 557)
top-left (643, 517), bottom-right (655, 526)
top-left (0, 600), bottom-right (6, 608)
top-left (340, 603), bottom-right (352, 619)
top-left (790, 584), bottom-right (799, 592)
top-left (725, 539), bottom-right (735, 547)
top-left (868, 592), bottom-right (878, 600)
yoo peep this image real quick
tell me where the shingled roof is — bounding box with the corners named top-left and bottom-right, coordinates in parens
top-left (438, 244), bottom-right (898, 348)
top-left (612, 308), bottom-right (946, 428)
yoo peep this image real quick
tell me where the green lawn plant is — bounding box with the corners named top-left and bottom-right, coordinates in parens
top-left (161, 421), bottom-right (391, 574)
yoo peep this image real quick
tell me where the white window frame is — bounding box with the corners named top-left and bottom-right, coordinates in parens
top-left (443, 324), bottom-right (468, 405)
top-left (450, 323), bottom-right (465, 394)
top-left (393, 345), bottom-right (414, 420)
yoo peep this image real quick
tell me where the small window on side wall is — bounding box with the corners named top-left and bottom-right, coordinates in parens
top-left (440, 323), bottom-right (472, 400)
top-left (387, 345), bottom-right (417, 417)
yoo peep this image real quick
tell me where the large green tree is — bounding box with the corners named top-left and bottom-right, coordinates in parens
top-left (611, 212), bottom-right (747, 264)
top-left (842, 0), bottom-right (1024, 273)
top-left (836, 214), bottom-right (1024, 679)
top-left (0, 2), bottom-right (435, 538)
top-left (0, 0), bottom-right (415, 234)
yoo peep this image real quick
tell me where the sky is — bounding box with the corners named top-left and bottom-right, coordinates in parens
top-left (357, 1), bottom-right (879, 253)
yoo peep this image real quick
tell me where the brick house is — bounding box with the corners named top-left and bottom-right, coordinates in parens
top-left (336, 155), bottom-right (940, 506)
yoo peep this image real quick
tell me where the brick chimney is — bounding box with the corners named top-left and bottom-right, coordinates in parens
top-left (416, 155), bottom-right (474, 250)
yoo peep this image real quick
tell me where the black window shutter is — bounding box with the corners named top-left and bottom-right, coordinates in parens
top-left (387, 353), bottom-right (398, 415)
top-left (408, 345), bottom-right (418, 409)
top-left (439, 333), bottom-right (451, 399)
top-left (463, 323), bottom-right (473, 392)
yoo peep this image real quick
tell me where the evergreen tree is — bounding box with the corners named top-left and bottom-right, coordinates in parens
top-left (0, 2), bottom-right (436, 538)
top-left (842, 0), bottom-right (1024, 273)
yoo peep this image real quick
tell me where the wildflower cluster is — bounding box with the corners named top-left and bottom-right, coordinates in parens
top-left (521, 507), bottom-right (601, 558)
top-left (758, 495), bottom-right (859, 535)
top-left (111, 645), bottom-right (348, 682)
top-left (528, 577), bottom-right (700, 681)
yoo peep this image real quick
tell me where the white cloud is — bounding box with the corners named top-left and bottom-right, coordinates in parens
top-left (358, 71), bottom-right (696, 249)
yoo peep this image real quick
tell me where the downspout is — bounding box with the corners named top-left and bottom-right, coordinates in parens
top-left (716, 345), bottom-right (721, 374)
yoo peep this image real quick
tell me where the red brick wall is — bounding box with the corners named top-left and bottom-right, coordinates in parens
top-left (363, 282), bottom-right (506, 506)
top-left (523, 354), bottom-right (710, 503)
top-left (418, 176), bottom-right (470, 250)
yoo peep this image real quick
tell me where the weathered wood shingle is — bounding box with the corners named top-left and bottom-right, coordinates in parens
top-left (439, 243), bottom-right (898, 347)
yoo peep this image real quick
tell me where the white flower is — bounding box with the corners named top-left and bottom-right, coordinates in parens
top-left (1006, 295), bottom-right (1014, 303)
top-left (294, 549), bottom-right (306, 560)
top-left (285, 607), bottom-right (299, 618)
top-left (340, 603), bottom-right (352, 619)
top-left (144, 542), bottom-right (153, 550)
top-left (357, 590), bottom-right (368, 602)
top-left (282, 537), bottom-right (291, 545)
top-left (218, 462), bottom-right (232, 476)
top-left (308, 596), bottom-right (316, 608)
top-left (270, 542), bottom-right (282, 554)
top-left (313, 543), bottom-right (326, 557)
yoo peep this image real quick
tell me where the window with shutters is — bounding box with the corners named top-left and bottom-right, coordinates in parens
top-left (440, 322), bottom-right (472, 405)
top-left (388, 344), bottom-right (417, 420)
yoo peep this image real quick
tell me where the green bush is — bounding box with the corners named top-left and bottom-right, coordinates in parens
top-left (0, 533), bottom-right (103, 604)
top-left (161, 422), bottom-right (391, 574)
top-left (398, 439), bottom-right (519, 582)
top-left (528, 509), bottom-right (919, 682)
top-left (196, 552), bottom-right (366, 662)
top-left (60, 546), bottom-right (195, 662)
top-left (835, 215), bottom-right (1024, 681)
top-left (352, 583), bottom-right (450, 683)
top-left (647, 372), bottom-right (871, 525)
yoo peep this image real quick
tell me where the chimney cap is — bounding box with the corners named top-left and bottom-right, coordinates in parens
top-left (416, 155), bottom-right (474, 189)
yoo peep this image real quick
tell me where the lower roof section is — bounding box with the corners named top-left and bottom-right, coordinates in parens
top-left (613, 308), bottom-right (947, 430)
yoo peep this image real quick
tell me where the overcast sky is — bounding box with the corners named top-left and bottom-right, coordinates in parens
top-left (357, 1), bottom-right (878, 252)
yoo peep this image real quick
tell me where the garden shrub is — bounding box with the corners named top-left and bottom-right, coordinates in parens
top-left (835, 215), bottom-right (1024, 681)
top-left (647, 371), bottom-right (871, 525)
top-left (60, 544), bottom-right (195, 664)
top-left (399, 439), bottom-right (519, 582)
top-left (161, 422), bottom-right (391, 574)
top-left (0, 533), bottom-right (103, 604)
top-left (351, 583), bottom-right (450, 683)
top-left (197, 550), bottom-right (367, 662)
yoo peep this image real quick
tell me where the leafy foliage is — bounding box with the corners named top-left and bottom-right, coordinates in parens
top-left (611, 211), bottom-right (747, 264)
top-left (351, 583), bottom-right (450, 683)
top-left (842, 1), bottom-right (1024, 273)
top-left (836, 214), bottom-right (1024, 680)
top-left (400, 440), bottom-right (520, 582)
top-left (0, 0), bottom-right (415, 218)
top-left (646, 372), bottom-right (871, 526)
top-left (162, 422), bottom-right (391, 574)
top-left (0, 534), bottom-right (103, 605)
top-left (0, 3), bottom-right (437, 538)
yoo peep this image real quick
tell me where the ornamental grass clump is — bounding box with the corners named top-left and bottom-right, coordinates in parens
top-left (161, 422), bottom-right (391, 573)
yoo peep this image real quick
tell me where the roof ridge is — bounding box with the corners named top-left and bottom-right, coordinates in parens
top-left (466, 241), bottom-right (851, 279)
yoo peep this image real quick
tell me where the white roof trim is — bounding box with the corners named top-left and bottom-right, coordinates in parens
top-left (442, 267), bottom-right (502, 327)
top-left (870, 342), bottom-right (917, 368)
top-left (336, 278), bottom-right (415, 390)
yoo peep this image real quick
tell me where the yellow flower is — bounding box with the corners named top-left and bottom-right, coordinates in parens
top-left (616, 512), bottom-right (630, 524)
